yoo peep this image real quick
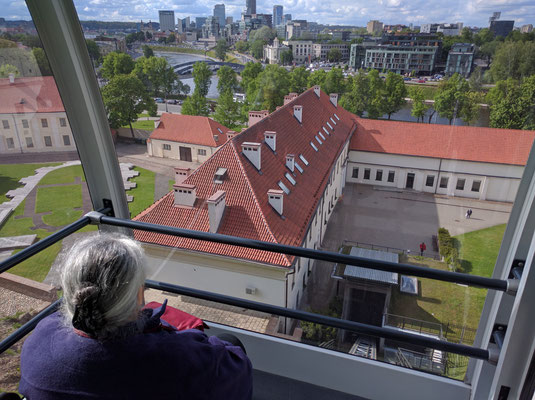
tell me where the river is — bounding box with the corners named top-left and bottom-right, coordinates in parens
top-left (156, 51), bottom-right (490, 126)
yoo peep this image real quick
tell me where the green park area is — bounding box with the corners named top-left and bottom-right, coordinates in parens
top-left (0, 164), bottom-right (159, 282)
top-left (388, 224), bottom-right (506, 379)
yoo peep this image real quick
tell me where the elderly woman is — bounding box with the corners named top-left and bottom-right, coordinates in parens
top-left (19, 234), bottom-right (252, 399)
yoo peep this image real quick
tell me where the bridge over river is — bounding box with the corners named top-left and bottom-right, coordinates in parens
top-left (174, 61), bottom-right (245, 75)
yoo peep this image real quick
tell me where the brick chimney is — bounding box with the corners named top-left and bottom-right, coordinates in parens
top-left (284, 93), bottom-right (298, 105)
top-left (313, 85), bottom-right (321, 98)
top-left (286, 154), bottom-right (295, 172)
top-left (268, 189), bottom-right (284, 215)
top-left (293, 105), bottom-right (302, 123)
top-left (330, 93), bottom-right (338, 107)
top-left (226, 130), bottom-right (236, 140)
top-left (264, 131), bottom-right (276, 152)
top-left (248, 110), bottom-right (269, 127)
top-left (174, 167), bottom-right (191, 184)
top-left (207, 190), bottom-right (226, 233)
top-left (241, 142), bottom-right (261, 170)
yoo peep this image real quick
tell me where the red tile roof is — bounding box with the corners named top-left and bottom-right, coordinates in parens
top-left (0, 76), bottom-right (65, 114)
top-left (135, 88), bottom-right (356, 267)
top-left (351, 118), bottom-right (535, 166)
top-left (149, 113), bottom-right (231, 147)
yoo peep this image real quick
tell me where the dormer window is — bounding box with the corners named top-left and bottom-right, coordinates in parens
top-left (214, 167), bottom-right (228, 183)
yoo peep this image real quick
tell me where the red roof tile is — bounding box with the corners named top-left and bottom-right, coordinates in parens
top-left (149, 113), bottom-right (231, 147)
top-left (351, 118), bottom-right (535, 166)
top-left (0, 76), bottom-right (65, 114)
top-left (134, 88), bottom-right (356, 267)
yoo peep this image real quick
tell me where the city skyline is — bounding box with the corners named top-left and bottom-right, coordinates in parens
top-left (1, 0), bottom-right (534, 27)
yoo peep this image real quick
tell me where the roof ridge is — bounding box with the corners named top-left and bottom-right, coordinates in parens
top-left (229, 141), bottom-right (292, 266)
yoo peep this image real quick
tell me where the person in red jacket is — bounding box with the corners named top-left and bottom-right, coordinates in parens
top-left (19, 234), bottom-right (252, 400)
top-left (419, 242), bottom-right (426, 256)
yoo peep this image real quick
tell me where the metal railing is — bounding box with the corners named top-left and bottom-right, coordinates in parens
top-left (0, 210), bottom-right (513, 363)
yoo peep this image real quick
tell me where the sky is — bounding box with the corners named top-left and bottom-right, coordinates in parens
top-left (2, 0), bottom-right (534, 27)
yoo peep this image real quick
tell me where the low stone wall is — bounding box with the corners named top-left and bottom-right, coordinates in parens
top-left (0, 272), bottom-right (57, 302)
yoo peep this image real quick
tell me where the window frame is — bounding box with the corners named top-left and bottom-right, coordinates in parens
top-left (2, 120), bottom-right (9, 129)
top-left (456, 178), bottom-right (466, 191)
top-left (352, 167), bottom-right (359, 179)
top-left (63, 135), bottom-right (71, 146)
top-left (364, 168), bottom-right (371, 180)
top-left (439, 176), bottom-right (449, 188)
top-left (44, 136), bottom-right (53, 147)
top-left (426, 175), bottom-right (435, 187)
top-left (387, 170), bottom-right (395, 183)
top-left (41, 118), bottom-right (48, 128)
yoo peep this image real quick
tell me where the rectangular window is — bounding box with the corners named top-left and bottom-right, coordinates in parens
top-left (310, 141), bottom-right (318, 151)
top-left (197, 149), bottom-right (207, 156)
top-left (426, 175), bottom-right (435, 187)
top-left (163, 144), bottom-right (171, 150)
top-left (364, 168), bottom-right (370, 180)
top-left (388, 170), bottom-right (395, 182)
top-left (6, 137), bottom-right (14, 149)
top-left (26, 137), bottom-right (34, 148)
top-left (44, 136), bottom-right (52, 147)
top-left (285, 172), bottom-right (296, 185)
top-left (278, 180), bottom-right (290, 194)
top-left (352, 167), bottom-right (359, 178)
top-left (59, 117), bottom-right (67, 127)
top-left (440, 177), bottom-right (449, 188)
top-left (63, 135), bottom-right (71, 146)
top-left (456, 178), bottom-right (465, 190)
top-left (376, 170), bottom-right (383, 181)
top-left (41, 118), bottom-right (48, 128)
top-left (472, 180), bottom-right (481, 192)
top-left (2, 120), bottom-right (9, 129)
top-left (22, 119), bottom-right (29, 129)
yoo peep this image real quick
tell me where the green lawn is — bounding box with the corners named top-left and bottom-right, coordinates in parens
top-left (0, 165), bottom-right (97, 282)
top-left (168, 179), bottom-right (175, 192)
top-left (127, 167), bottom-right (156, 218)
top-left (0, 163), bottom-right (60, 202)
top-left (405, 83), bottom-right (438, 100)
top-left (38, 165), bottom-right (86, 185)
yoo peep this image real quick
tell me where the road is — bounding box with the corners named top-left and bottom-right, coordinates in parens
top-left (156, 103), bottom-right (182, 114)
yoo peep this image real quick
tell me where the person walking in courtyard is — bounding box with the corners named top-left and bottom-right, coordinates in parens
top-left (468, 209), bottom-right (473, 219)
top-left (419, 242), bottom-right (426, 256)
top-left (466, 209), bottom-right (470, 219)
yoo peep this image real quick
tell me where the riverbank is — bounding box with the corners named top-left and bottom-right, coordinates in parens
top-left (151, 46), bottom-right (241, 64)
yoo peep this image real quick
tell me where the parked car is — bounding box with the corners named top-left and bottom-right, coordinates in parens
top-left (417, 79), bottom-right (426, 83)
top-left (167, 99), bottom-right (178, 104)
top-left (403, 77), bottom-right (411, 81)
top-left (154, 98), bottom-right (165, 103)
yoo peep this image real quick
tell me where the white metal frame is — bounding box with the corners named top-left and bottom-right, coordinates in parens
top-left (24, 1), bottom-right (535, 398)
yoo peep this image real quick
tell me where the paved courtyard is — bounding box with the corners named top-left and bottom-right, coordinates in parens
top-left (302, 183), bottom-right (512, 312)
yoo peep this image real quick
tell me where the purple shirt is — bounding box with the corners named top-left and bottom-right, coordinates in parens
top-left (19, 305), bottom-right (252, 399)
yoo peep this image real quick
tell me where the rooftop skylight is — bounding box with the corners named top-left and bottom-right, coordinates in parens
top-left (334, 113), bottom-right (340, 121)
top-left (326, 121), bottom-right (333, 130)
top-left (315, 135), bottom-right (322, 145)
top-left (323, 126), bottom-right (330, 136)
top-left (318, 131), bottom-right (326, 141)
top-left (278, 180), bottom-right (290, 194)
top-left (295, 161), bottom-right (303, 173)
top-left (299, 154), bottom-right (309, 165)
top-left (310, 142), bottom-right (318, 151)
top-left (285, 172), bottom-right (297, 185)
top-left (330, 117), bottom-right (337, 125)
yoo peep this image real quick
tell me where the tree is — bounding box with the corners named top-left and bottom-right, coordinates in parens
top-left (468, 66), bottom-right (483, 92)
top-left (0, 38), bottom-right (17, 49)
top-left (240, 62), bottom-right (263, 94)
top-left (382, 72), bottom-right (407, 119)
top-left (158, 37), bottom-right (167, 44)
top-left (235, 41), bottom-right (249, 53)
top-left (461, 27), bottom-right (473, 43)
top-left (255, 64), bottom-right (290, 111)
top-left (250, 39), bottom-right (264, 60)
top-left (474, 28), bottom-right (494, 46)
top-left (214, 90), bottom-right (240, 128)
top-left (489, 41), bottom-right (530, 81)
top-left (340, 69), bottom-right (369, 117)
top-left (217, 65), bottom-right (238, 95)
top-left (280, 49), bottom-right (293, 65)
top-left (85, 39), bottom-right (101, 65)
top-left (192, 61), bottom-right (212, 98)
top-left (409, 87), bottom-right (428, 122)
top-left (145, 31), bottom-right (153, 40)
top-left (101, 52), bottom-right (134, 79)
top-left (458, 91), bottom-right (481, 125)
top-left (367, 69), bottom-right (385, 119)
top-left (167, 33), bottom-right (176, 43)
top-left (215, 39), bottom-right (228, 61)
top-left (101, 74), bottom-right (156, 137)
top-left (142, 45), bottom-right (154, 58)
top-left (324, 67), bottom-right (346, 95)
top-left (289, 67), bottom-right (310, 94)
top-left (250, 26), bottom-right (276, 43)
top-left (434, 73), bottom-right (470, 125)
top-left (307, 69), bottom-right (327, 90)
top-left (32, 47), bottom-right (52, 76)
top-left (327, 48), bottom-right (342, 63)
top-left (181, 92), bottom-right (209, 116)
top-left (487, 77), bottom-right (535, 130)
top-left (134, 56), bottom-right (177, 98)
top-left (0, 64), bottom-right (19, 78)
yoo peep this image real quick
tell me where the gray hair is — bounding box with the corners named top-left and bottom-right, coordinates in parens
top-left (60, 233), bottom-right (146, 340)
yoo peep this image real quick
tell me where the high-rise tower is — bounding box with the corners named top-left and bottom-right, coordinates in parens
top-left (273, 5), bottom-right (283, 26)
top-left (246, 0), bottom-right (256, 15)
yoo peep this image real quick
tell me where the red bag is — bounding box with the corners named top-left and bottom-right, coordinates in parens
top-left (144, 301), bottom-right (208, 332)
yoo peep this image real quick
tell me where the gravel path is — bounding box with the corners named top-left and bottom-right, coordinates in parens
top-left (0, 287), bottom-right (50, 318)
